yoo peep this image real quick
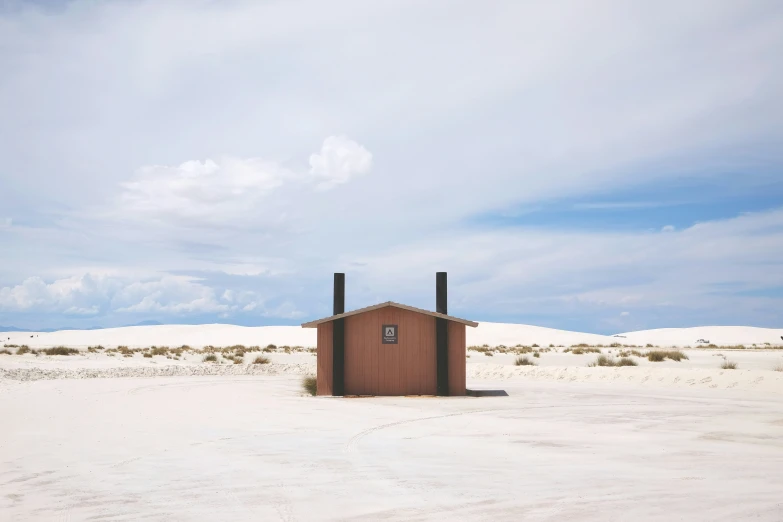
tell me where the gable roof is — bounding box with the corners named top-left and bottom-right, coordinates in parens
top-left (301, 301), bottom-right (479, 328)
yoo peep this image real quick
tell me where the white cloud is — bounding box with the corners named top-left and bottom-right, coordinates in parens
top-left (620, 311), bottom-right (630, 317)
top-left (108, 135), bottom-right (371, 227)
top-left (116, 157), bottom-right (293, 225)
top-left (309, 135), bottom-right (372, 189)
top-left (661, 225), bottom-right (675, 232)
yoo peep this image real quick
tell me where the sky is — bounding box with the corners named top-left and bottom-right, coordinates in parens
top-left (1, 0), bottom-right (782, 334)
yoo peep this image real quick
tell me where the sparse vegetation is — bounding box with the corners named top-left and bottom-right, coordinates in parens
top-left (565, 347), bottom-right (602, 355)
top-left (42, 347), bottom-right (79, 356)
top-left (645, 344), bottom-right (654, 348)
top-left (143, 353), bottom-right (153, 358)
top-left (533, 352), bottom-right (540, 358)
top-left (721, 360), bottom-right (738, 370)
top-left (16, 346), bottom-right (31, 355)
top-left (203, 354), bottom-right (218, 363)
top-left (302, 376), bottom-right (317, 396)
top-left (0, 349), bottom-right (11, 355)
top-left (588, 355), bottom-right (638, 367)
top-left (773, 364), bottom-right (783, 372)
top-left (253, 355), bottom-right (270, 364)
top-left (515, 356), bottom-right (536, 366)
top-left (646, 350), bottom-right (688, 362)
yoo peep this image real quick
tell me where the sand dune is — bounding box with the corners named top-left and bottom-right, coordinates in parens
top-left (617, 326), bottom-right (783, 347)
top-left (3, 322), bottom-right (781, 349)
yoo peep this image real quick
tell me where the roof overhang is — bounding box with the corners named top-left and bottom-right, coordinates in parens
top-left (301, 301), bottom-right (479, 328)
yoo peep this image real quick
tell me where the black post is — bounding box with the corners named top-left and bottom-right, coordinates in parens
top-left (436, 272), bottom-right (449, 396)
top-left (436, 272), bottom-right (447, 314)
top-left (333, 273), bottom-right (345, 396)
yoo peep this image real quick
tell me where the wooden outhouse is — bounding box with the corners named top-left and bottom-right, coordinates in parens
top-left (301, 273), bottom-right (478, 396)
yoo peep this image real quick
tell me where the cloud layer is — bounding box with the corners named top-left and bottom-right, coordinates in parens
top-left (0, 0), bottom-right (781, 331)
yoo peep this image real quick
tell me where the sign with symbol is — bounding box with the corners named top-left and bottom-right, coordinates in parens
top-left (382, 324), bottom-right (398, 344)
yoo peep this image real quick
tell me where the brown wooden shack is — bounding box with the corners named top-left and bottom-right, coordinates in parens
top-left (301, 272), bottom-right (478, 396)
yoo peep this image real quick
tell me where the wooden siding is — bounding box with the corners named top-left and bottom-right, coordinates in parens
top-left (316, 322), bottom-right (333, 396)
top-left (343, 307), bottom-right (437, 396)
top-left (447, 321), bottom-right (466, 396)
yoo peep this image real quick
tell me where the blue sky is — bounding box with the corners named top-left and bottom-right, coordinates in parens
top-left (1, 0), bottom-right (782, 334)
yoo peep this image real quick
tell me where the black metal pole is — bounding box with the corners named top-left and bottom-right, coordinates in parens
top-left (332, 273), bottom-right (345, 396)
top-left (436, 272), bottom-right (449, 396)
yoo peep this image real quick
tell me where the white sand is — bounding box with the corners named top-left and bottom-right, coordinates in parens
top-left (3, 322), bottom-right (782, 349)
top-left (2, 324), bottom-right (783, 520)
top-left (2, 376), bottom-right (782, 521)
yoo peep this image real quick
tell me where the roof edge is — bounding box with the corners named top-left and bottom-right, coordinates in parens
top-left (301, 301), bottom-right (479, 328)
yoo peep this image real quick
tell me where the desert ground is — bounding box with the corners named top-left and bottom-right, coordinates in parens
top-left (2, 323), bottom-right (783, 521)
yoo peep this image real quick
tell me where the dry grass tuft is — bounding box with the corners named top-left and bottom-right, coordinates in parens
top-left (588, 355), bottom-right (638, 367)
top-left (143, 353), bottom-right (153, 358)
top-left (203, 354), bottom-right (218, 363)
top-left (253, 355), bottom-right (270, 365)
top-left (721, 360), bottom-right (738, 370)
top-left (43, 347), bottom-right (79, 356)
top-left (565, 347), bottom-right (602, 355)
top-left (646, 350), bottom-right (688, 362)
top-left (0, 349), bottom-right (11, 355)
top-left (514, 356), bottom-right (536, 366)
top-left (533, 352), bottom-right (540, 358)
top-left (302, 376), bottom-right (317, 396)
top-left (16, 346), bottom-right (31, 355)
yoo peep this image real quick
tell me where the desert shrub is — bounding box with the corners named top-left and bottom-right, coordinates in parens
top-left (143, 353), bottom-right (152, 358)
top-left (43, 347), bottom-right (79, 356)
top-left (533, 352), bottom-right (540, 358)
top-left (4, 344), bottom-right (19, 348)
top-left (232, 357), bottom-right (243, 364)
top-left (484, 351), bottom-right (494, 356)
top-left (707, 344), bottom-right (718, 348)
top-left (150, 346), bottom-right (169, 356)
top-left (203, 354), bottom-right (218, 362)
top-left (253, 355), bottom-right (270, 364)
top-left (721, 360), bottom-right (738, 369)
top-left (515, 356), bottom-right (536, 366)
top-left (531, 344), bottom-right (539, 348)
top-left (609, 342), bottom-right (622, 348)
top-left (588, 355), bottom-right (637, 367)
top-left (666, 350), bottom-right (688, 362)
top-left (549, 344), bottom-right (555, 348)
top-left (302, 376), bottom-right (317, 396)
top-left (565, 347), bottom-right (602, 355)
top-left (16, 346), bottom-right (31, 355)
top-left (618, 349), bottom-right (643, 357)
top-left (0, 349), bottom-right (11, 355)
top-left (645, 344), bottom-right (654, 348)
top-left (647, 350), bottom-right (688, 362)
top-left (589, 355), bottom-right (613, 367)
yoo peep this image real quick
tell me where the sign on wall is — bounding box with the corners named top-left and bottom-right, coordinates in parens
top-left (382, 324), bottom-right (398, 344)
